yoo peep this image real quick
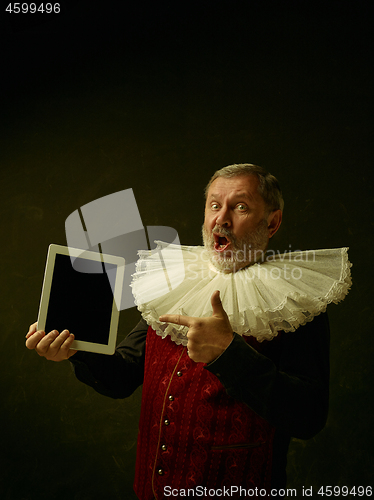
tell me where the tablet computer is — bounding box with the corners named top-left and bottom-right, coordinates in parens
top-left (37, 244), bottom-right (125, 355)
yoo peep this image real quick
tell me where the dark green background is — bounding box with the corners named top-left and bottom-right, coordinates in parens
top-left (1, 2), bottom-right (373, 499)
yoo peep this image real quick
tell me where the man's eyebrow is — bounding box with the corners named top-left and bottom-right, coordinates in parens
top-left (207, 192), bottom-right (254, 201)
top-left (233, 192), bottom-right (254, 201)
top-left (207, 193), bottom-right (220, 200)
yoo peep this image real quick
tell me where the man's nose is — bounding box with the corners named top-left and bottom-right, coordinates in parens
top-left (215, 207), bottom-right (231, 227)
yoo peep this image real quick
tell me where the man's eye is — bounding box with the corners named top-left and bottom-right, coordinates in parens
top-left (211, 203), bottom-right (220, 210)
top-left (237, 204), bottom-right (247, 211)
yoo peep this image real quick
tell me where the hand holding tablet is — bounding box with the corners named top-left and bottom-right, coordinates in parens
top-left (31, 244), bottom-right (126, 356)
top-left (26, 322), bottom-right (77, 361)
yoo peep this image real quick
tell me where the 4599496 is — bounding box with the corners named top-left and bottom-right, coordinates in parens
top-left (5, 3), bottom-right (61, 14)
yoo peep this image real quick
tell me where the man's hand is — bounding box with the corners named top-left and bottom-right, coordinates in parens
top-left (159, 290), bottom-right (233, 364)
top-left (25, 322), bottom-right (77, 361)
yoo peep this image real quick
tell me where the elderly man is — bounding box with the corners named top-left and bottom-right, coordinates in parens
top-left (26, 164), bottom-right (332, 499)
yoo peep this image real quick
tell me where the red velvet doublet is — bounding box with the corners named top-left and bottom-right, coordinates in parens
top-left (133, 327), bottom-right (275, 499)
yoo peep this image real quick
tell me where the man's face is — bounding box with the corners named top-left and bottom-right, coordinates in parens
top-left (203, 175), bottom-right (272, 272)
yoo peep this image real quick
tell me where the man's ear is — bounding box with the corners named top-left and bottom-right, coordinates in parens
top-left (267, 209), bottom-right (282, 238)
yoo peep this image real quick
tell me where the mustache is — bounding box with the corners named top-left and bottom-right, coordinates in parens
top-left (212, 225), bottom-right (232, 238)
top-left (210, 224), bottom-right (240, 247)
top-left (203, 220), bottom-right (269, 251)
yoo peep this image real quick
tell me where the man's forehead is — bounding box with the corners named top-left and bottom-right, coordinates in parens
top-left (206, 175), bottom-right (261, 201)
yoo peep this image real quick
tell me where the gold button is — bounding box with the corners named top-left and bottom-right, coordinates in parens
top-left (161, 444), bottom-right (167, 451)
top-left (177, 371), bottom-right (182, 377)
top-left (168, 395), bottom-right (174, 401)
top-left (158, 468), bottom-right (164, 475)
top-left (164, 419), bottom-right (170, 426)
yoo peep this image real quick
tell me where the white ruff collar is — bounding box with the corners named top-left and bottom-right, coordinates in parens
top-left (130, 242), bottom-right (352, 346)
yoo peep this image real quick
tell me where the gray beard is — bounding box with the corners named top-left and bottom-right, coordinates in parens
top-left (202, 220), bottom-right (269, 273)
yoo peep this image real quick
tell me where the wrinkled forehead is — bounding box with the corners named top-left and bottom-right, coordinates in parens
top-left (206, 175), bottom-right (263, 204)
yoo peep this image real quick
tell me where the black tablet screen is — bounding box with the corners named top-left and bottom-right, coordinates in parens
top-left (44, 254), bottom-right (117, 344)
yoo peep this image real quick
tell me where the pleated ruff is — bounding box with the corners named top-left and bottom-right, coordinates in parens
top-left (131, 243), bottom-right (352, 345)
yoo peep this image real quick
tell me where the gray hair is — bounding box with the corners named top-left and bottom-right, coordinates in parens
top-left (204, 163), bottom-right (284, 213)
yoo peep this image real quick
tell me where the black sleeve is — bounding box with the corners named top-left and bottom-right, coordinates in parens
top-left (205, 313), bottom-right (330, 439)
top-left (69, 318), bottom-right (148, 399)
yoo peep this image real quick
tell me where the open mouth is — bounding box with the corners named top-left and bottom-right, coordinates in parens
top-left (213, 233), bottom-right (231, 252)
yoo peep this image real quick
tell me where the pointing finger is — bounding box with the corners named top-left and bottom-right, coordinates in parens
top-left (159, 314), bottom-right (192, 328)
